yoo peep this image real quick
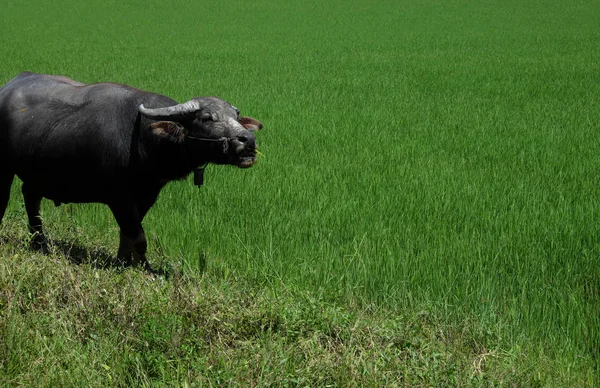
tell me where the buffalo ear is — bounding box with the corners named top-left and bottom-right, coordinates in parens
top-left (239, 116), bottom-right (263, 131)
top-left (150, 121), bottom-right (185, 142)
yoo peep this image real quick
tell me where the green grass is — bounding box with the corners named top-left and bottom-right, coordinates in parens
top-left (1, 0), bottom-right (599, 385)
top-left (0, 241), bottom-right (589, 386)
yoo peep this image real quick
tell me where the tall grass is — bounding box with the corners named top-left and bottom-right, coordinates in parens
top-left (1, 0), bottom-right (599, 378)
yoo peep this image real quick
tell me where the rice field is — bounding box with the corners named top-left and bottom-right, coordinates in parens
top-left (1, 0), bottom-right (599, 384)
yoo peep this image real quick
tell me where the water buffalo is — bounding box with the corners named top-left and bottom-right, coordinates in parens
top-left (0, 72), bottom-right (263, 271)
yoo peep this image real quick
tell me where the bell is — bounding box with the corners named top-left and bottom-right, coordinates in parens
top-left (193, 168), bottom-right (205, 187)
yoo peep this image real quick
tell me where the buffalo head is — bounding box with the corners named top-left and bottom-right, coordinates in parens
top-left (139, 97), bottom-right (262, 168)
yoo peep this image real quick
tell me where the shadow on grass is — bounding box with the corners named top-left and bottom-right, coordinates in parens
top-left (49, 239), bottom-right (118, 268)
top-left (52, 239), bottom-right (171, 277)
top-left (1, 234), bottom-right (169, 277)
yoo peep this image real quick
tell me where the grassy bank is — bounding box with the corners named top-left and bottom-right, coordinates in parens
top-left (0, 235), bottom-right (593, 386)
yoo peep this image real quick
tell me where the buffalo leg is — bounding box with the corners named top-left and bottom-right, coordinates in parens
top-left (110, 201), bottom-right (150, 270)
top-left (22, 182), bottom-right (46, 250)
top-left (0, 172), bottom-right (14, 224)
top-left (135, 187), bottom-right (161, 222)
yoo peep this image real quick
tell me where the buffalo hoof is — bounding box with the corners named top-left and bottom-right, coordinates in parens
top-left (29, 233), bottom-right (49, 253)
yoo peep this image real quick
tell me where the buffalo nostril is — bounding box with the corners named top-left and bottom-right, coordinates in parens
top-left (237, 136), bottom-right (248, 143)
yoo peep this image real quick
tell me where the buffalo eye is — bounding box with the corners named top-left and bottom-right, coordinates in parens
top-left (200, 113), bottom-right (214, 123)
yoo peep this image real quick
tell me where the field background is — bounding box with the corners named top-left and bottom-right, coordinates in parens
top-left (1, 0), bottom-right (599, 385)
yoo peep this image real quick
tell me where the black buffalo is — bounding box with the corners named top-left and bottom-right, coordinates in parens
top-left (0, 72), bottom-right (263, 271)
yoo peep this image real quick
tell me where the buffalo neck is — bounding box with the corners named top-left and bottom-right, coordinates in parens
top-left (136, 122), bottom-right (219, 183)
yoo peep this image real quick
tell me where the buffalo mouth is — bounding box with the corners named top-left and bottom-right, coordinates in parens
top-left (228, 136), bottom-right (258, 168)
top-left (236, 150), bottom-right (257, 168)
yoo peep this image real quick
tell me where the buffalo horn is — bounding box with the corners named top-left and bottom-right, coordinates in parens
top-left (138, 100), bottom-right (201, 121)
